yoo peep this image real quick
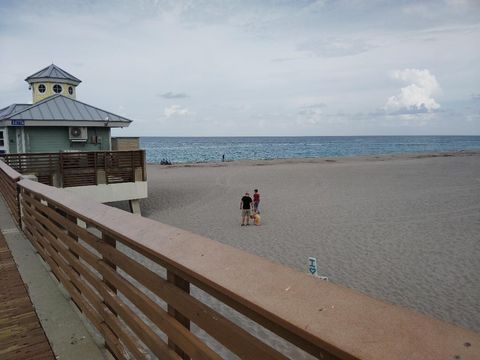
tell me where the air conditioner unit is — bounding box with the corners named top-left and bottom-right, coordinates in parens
top-left (69, 127), bottom-right (88, 142)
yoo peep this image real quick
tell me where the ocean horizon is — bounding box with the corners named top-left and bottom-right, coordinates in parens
top-left (140, 135), bottom-right (480, 164)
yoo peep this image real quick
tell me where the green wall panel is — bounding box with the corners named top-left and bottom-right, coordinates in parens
top-left (8, 128), bottom-right (16, 152)
top-left (19, 127), bottom-right (111, 153)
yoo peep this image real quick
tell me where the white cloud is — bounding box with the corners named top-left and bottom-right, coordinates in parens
top-left (160, 92), bottom-right (189, 99)
top-left (297, 37), bottom-right (376, 58)
top-left (164, 105), bottom-right (191, 118)
top-left (385, 69), bottom-right (441, 114)
top-left (296, 104), bottom-right (325, 125)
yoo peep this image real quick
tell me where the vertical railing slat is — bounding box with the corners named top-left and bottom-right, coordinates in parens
top-left (100, 231), bottom-right (120, 357)
top-left (167, 270), bottom-right (191, 360)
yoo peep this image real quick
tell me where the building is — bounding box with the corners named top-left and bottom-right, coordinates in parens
top-left (0, 64), bottom-right (131, 154)
top-left (0, 64), bottom-right (146, 214)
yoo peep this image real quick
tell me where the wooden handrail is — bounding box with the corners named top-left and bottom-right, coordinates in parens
top-left (15, 178), bottom-right (480, 360)
top-left (0, 160), bottom-right (22, 225)
top-left (0, 159), bottom-right (22, 179)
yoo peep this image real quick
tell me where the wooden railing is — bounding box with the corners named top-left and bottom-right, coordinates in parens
top-left (1, 152), bottom-right (59, 186)
top-left (0, 160), bottom-right (22, 225)
top-left (1, 150), bottom-right (146, 188)
top-left (13, 178), bottom-right (480, 360)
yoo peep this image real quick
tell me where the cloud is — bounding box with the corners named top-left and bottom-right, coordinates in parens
top-left (159, 92), bottom-right (189, 99)
top-left (164, 105), bottom-right (191, 118)
top-left (270, 57), bottom-right (300, 63)
top-left (385, 68), bottom-right (441, 114)
top-left (297, 103), bottom-right (326, 115)
top-left (297, 37), bottom-right (376, 58)
top-left (296, 103), bottom-right (329, 125)
top-left (1, 1), bottom-right (479, 136)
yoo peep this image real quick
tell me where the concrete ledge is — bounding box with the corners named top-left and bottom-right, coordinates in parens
top-left (65, 181), bottom-right (147, 203)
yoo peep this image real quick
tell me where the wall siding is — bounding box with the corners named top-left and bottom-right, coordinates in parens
top-left (16, 127), bottom-right (111, 153)
top-left (31, 82), bottom-right (77, 103)
top-left (8, 128), bottom-right (16, 153)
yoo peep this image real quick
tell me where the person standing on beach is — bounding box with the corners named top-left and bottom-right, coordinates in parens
top-left (253, 189), bottom-right (260, 213)
top-left (240, 192), bottom-right (253, 226)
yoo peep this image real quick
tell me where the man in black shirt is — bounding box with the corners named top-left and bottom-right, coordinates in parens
top-left (240, 192), bottom-right (253, 226)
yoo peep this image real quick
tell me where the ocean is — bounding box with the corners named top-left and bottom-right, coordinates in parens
top-left (141, 136), bottom-right (480, 164)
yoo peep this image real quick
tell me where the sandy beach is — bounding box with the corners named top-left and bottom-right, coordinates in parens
top-left (133, 151), bottom-right (480, 334)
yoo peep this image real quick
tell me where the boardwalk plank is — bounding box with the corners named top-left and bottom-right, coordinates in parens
top-left (0, 231), bottom-right (55, 360)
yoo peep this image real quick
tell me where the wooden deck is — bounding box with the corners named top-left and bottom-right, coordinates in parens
top-left (0, 231), bottom-right (54, 360)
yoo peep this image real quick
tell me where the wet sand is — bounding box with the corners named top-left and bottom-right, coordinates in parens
top-left (138, 151), bottom-right (480, 333)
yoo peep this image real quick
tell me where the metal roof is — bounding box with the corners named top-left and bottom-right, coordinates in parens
top-left (0, 104), bottom-right (31, 120)
top-left (25, 64), bottom-right (81, 85)
top-left (2, 95), bottom-right (132, 125)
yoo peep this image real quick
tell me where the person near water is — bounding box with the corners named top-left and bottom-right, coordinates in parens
top-left (253, 189), bottom-right (260, 213)
top-left (240, 192), bottom-right (253, 226)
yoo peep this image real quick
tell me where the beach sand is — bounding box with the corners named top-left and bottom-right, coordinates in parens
top-left (122, 151), bottom-right (480, 338)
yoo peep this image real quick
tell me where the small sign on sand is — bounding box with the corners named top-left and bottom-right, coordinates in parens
top-left (308, 257), bottom-right (328, 281)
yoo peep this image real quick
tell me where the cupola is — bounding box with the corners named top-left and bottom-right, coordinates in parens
top-left (25, 64), bottom-right (81, 103)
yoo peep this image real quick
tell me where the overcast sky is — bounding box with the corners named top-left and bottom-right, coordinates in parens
top-left (1, 0), bottom-right (479, 136)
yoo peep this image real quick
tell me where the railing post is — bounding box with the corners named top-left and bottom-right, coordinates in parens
top-left (131, 151), bottom-right (135, 182)
top-left (66, 214), bottom-right (81, 274)
top-left (141, 150), bottom-right (146, 181)
top-left (167, 270), bottom-right (190, 360)
top-left (100, 231), bottom-right (119, 357)
top-left (59, 152), bottom-right (64, 187)
top-left (102, 232), bottom-right (117, 293)
top-left (104, 152), bottom-right (108, 184)
top-left (94, 152), bottom-right (98, 185)
top-left (48, 154), bottom-right (53, 186)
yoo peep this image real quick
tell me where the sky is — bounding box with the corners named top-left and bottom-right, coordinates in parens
top-left (1, 0), bottom-right (479, 136)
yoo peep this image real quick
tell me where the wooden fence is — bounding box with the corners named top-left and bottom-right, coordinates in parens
top-left (1, 150), bottom-right (146, 188)
top-left (0, 152), bottom-right (60, 186)
top-left (0, 160), bottom-right (22, 224)
top-left (11, 178), bottom-right (479, 360)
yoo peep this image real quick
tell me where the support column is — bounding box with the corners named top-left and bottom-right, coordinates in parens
top-left (129, 199), bottom-right (141, 216)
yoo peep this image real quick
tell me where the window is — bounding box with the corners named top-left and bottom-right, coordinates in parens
top-left (53, 84), bottom-right (63, 93)
top-left (68, 86), bottom-right (74, 95)
top-left (0, 128), bottom-right (9, 153)
top-left (38, 84), bottom-right (46, 93)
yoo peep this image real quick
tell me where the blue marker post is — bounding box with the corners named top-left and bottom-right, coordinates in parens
top-left (308, 257), bottom-right (318, 276)
top-left (308, 257), bottom-right (328, 281)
